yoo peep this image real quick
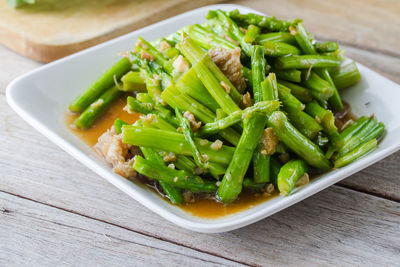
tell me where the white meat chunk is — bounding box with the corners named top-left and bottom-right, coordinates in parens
top-left (94, 126), bottom-right (138, 178)
top-left (208, 47), bottom-right (247, 93)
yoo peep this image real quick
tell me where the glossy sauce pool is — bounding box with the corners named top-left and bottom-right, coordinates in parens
top-left (66, 96), bottom-right (278, 219)
top-left (66, 96), bottom-right (140, 146)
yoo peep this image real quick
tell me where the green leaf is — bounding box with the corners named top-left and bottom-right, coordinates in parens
top-left (5, 0), bottom-right (35, 8)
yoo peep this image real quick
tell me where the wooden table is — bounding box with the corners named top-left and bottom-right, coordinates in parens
top-left (1, 0), bottom-right (399, 265)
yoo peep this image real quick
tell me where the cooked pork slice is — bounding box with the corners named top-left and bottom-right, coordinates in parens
top-left (172, 55), bottom-right (190, 73)
top-left (183, 111), bottom-right (202, 132)
top-left (242, 92), bottom-right (254, 108)
top-left (94, 126), bottom-right (138, 178)
top-left (159, 40), bottom-right (171, 51)
top-left (208, 47), bottom-right (246, 93)
top-left (260, 128), bottom-right (279, 155)
top-left (113, 159), bottom-right (136, 178)
top-left (140, 50), bottom-right (154, 61)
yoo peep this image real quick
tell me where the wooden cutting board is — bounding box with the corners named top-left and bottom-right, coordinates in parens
top-left (0, 0), bottom-right (223, 62)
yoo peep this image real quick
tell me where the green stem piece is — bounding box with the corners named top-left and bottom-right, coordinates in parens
top-left (69, 57), bottom-right (131, 113)
top-left (217, 111), bottom-right (267, 203)
top-left (251, 45), bottom-right (267, 103)
top-left (121, 71), bottom-right (146, 92)
top-left (334, 139), bottom-right (377, 168)
top-left (277, 159), bottom-right (308, 196)
top-left (267, 111), bottom-right (331, 170)
top-left (244, 25), bottom-right (261, 44)
top-left (175, 108), bottom-right (208, 169)
top-left (274, 55), bottom-right (341, 69)
top-left (123, 126), bottom-right (234, 165)
top-left (133, 156), bottom-right (217, 193)
top-left (74, 85), bottom-right (122, 130)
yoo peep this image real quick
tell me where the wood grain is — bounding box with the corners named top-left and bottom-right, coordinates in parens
top-left (234, 0), bottom-right (400, 57)
top-left (338, 152), bottom-right (400, 202)
top-left (0, 46), bottom-right (39, 91)
top-left (0, 0), bottom-right (222, 62)
top-left (0, 192), bottom-right (240, 267)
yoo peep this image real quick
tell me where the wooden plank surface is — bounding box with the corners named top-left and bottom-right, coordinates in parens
top-left (0, 0), bottom-right (222, 62)
top-left (1, 0), bottom-right (400, 265)
top-left (338, 151), bottom-right (400, 202)
top-left (0, 192), bottom-right (240, 267)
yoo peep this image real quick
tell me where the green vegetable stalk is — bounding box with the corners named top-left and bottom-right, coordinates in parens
top-left (217, 111), bottom-right (267, 203)
top-left (277, 159), bottom-right (308, 196)
top-left (267, 111), bottom-right (331, 170)
top-left (74, 85), bottom-right (122, 130)
top-left (133, 156), bottom-right (217, 193)
top-left (69, 58), bottom-right (131, 113)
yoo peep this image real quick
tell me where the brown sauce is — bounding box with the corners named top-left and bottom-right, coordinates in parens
top-left (180, 191), bottom-right (279, 218)
top-left (66, 96), bottom-right (278, 218)
top-left (66, 96), bottom-right (140, 146)
top-left (334, 101), bottom-right (358, 132)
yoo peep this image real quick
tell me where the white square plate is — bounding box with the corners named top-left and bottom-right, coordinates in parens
top-left (6, 4), bottom-right (400, 233)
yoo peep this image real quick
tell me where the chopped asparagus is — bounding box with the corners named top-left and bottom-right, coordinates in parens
top-left (74, 85), bottom-right (122, 130)
top-left (69, 58), bottom-right (131, 113)
top-left (277, 159), bottom-right (308, 196)
top-left (217, 111), bottom-right (267, 203)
